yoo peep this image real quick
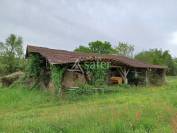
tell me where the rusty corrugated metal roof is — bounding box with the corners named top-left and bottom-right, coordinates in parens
top-left (26, 45), bottom-right (167, 69)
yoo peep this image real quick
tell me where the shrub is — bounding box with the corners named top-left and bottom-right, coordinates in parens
top-left (83, 61), bottom-right (110, 86)
top-left (25, 54), bottom-right (41, 78)
top-left (75, 84), bottom-right (94, 95)
top-left (25, 54), bottom-right (50, 89)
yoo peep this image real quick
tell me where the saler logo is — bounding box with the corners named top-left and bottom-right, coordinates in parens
top-left (70, 58), bottom-right (110, 73)
top-left (84, 61), bottom-right (110, 70)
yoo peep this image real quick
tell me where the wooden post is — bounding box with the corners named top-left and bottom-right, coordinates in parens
top-left (134, 69), bottom-right (138, 78)
top-left (162, 69), bottom-right (166, 83)
top-left (145, 69), bottom-right (149, 86)
top-left (124, 77), bottom-right (128, 84)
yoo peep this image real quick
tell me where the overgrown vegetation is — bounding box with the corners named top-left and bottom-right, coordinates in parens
top-left (25, 54), bottom-right (50, 89)
top-left (83, 61), bottom-right (110, 86)
top-left (26, 54), bottom-right (41, 79)
top-left (66, 84), bottom-right (131, 98)
top-left (0, 77), bottom-right (177, 132)
top-left (135, 49), bottom-right (177, 76)
top-left (51, 65), bottom-right (64, 95)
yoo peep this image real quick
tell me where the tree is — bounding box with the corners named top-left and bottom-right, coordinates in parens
top-left (0, 34), bottom-right (24, 75)
top-left (135, 49), bottom-right (177, 76)
top-left (74, 41), bottom-right (114, 54)
top-left (114, 42), bottom-right (135, 58)
top-left (74, 46), bottom-right (91, 53)
top-left (88, 41), bottom-right (113, 54)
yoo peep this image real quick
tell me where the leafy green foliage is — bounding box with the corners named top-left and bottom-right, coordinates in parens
top-left (0, 34), bottom-right (24, 75)
top-left (135, 49), bottom-right (177, 75)
top-left (74, 45), bottom-right (91, 53)
top-left (26, 54), bottom-right (41, 78)
top-left (25, 54), bottom-right (50, 89)
top-left (0, 34), bottom-right (23, 58)
top-left (83, 62), bottom-right (110, 86)
top-left (75, 40), bottom-right (114, 54)
top-left (172, 58), bottom-right (177, 75)
top-left (51, 65), bottom-right (64, 95)
top-left (114, 42), bottom-right (135, 58)
top-left (75, 41), bottom-right (134, 58)
top-left (67, 84), bottom-right (94, 97)
top-left (88, 41), bottom-right (113, 54)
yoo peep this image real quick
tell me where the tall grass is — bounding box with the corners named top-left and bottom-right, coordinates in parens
top-left (0, 77), bottom-right (177, 133)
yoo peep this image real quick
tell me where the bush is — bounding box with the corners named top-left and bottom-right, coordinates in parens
top-left (25, 54), bottom-right (51, 90)
top-left (75, 84), bottom-right (94, 95)
top-left (65, 84), bottom-right (94, 96)
top-left (25, 54), bottom-right (41, 78)
top-left (118, 84), bottom-right (131, 89)
top-left (83, 61), bottom-right (110, 86)
top-left (66, 83), bottom-right (132, 97)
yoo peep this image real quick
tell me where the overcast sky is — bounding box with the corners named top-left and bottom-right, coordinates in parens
top-left (0, 0), bottom-right (177, 57)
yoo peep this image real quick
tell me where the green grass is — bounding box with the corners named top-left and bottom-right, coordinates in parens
top-left (0, 77), bottom-right (177, 133)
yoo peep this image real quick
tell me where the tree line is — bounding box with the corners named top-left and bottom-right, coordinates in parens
top-left (75, 40), bottom-right (135, 58)
top-left (0, 34), bottom-right (177, 76)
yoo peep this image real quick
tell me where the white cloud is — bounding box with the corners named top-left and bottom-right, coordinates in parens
top-left (0, 0), bottom-right (177, 57)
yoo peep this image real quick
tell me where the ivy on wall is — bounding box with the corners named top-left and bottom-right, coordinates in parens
top-left (51, 65), bottom-right (65, 95)
top-left (83, 61), bottom-right (110, 86)
top-left (26, 54), bottom-right (41, 79)
top-left (26, 54), bottom-right (66, 95)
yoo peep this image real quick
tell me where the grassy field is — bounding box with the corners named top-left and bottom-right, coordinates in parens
top-left (0, 77), bottom-right (177, 133)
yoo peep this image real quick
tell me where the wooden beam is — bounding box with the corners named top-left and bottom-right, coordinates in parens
top-left (162, 69), bottom-right (166, 83)
top-left (145, 69), bottom-right (149, 86)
